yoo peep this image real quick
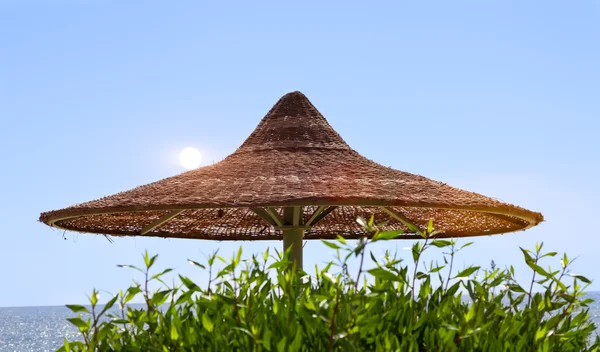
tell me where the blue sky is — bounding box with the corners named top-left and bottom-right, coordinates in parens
top-left (1, 0), bottom-right (598, 307)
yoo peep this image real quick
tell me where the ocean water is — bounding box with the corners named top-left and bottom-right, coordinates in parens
top-left (0, 306), bottom-right (79, 352)
top-left (1, 294), bottom-right (600, 352)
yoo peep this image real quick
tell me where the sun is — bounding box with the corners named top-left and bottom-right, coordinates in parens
top-left (179, 147), bottom-right (202, 170)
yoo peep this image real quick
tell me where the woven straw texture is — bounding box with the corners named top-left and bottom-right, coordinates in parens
top-left (40, 91), bottom-right (543, 240)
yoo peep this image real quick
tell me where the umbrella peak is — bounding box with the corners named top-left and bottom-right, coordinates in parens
top-left (234, 91), bottom-right (351, 153)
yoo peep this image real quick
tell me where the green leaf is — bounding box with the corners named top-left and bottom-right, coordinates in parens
top-left (429, 229), bottom-right (445, 237)
top-left (552, 277), bottom-right (568, 292)
top-left (520, 247), bottom-right (534, 264)
top-left (528, 263), bottom-right (550, 277)
top-left (431, 240), bottom-right (452, 248)
top-left (336, 235), bottom-right (347, 245)
top-left (62, 337), bottom-right (71, 352)
top-left (66, 304), bottom-right (90, 314)
top-left (368, 268), bottom-right (401, 282)
top-left (427, 219), bottom-right (433, 234)
top-left (89, 290), bottom-right (99, 307)
top-left (96, 324), bottom-right (109, 341)
top-left (404, 221), bottom-right (419, 234)
top-left (353, 239), bottom-right (366, 256)
top-left (277, 336), bottom-right (287, 352)
top-left (235, 247), bottom-right (242, 266)
top-left (570, 274), bottom-right (592, 283)
top-left (441, 324), bottom-right (458, 331)
top-left (202, 312), bottom-right (214, 332)
top-left (322, 240), bottom-right (341, 250)
top-left (369, 251), bottom-right (378, 264)
top-left (268, 261), bottom-right (289, 270)
top-left (151, 268), bottom-right (174, 281)
top-left (373, 230), bottom-right (402, 241)
top-left (455, 266), bottom-right (480, 278)
top-left (508, 284), bottom-right (526, 293)
top-left (460, 242), bottom-right (473, 250)
top-left (179, 275), bottom-right (200, 291)
top-left (465, 304), bottom-right (476, 322)
top-left (216, 293), bottom-right (237, 306)
top-left (98, 294), bottom-right (118, 318)
top-left (170, 323), bottom-right (179, 341)
top-left (412, 242), bottom-right (421, 263)
top-left (429, 265), bottom-right (445, 273)
top-left (188, 260), bottom-right (206, 269)
top-left (263, 329), bottom-right (272, 350)
top-left (290, 326), bottom-right (303, 352)
top-left (561, 253), bottom-right (569, 269)
top-left (233, 327), bottom-right (254, 338)
top-left (150, 290), bottom-right (172, 305)
top-left (208, 249), bottom-right (220, 266)
top-left (368, 214), bottom-right (375, 227)
top-left (143, 252), bottom-right (158, 269)
top-left (124, 286), bottom-right (142, 303)
top-left (67, 317), bottom-right (89, 330)
top-left (116, 264), bottom-right (143, 273)
top-left (535, 242), bottom-right (543, 253)
top-left (175, 290), bottom-right (194, 305)
top-left (535, 326), bottom-right (547, 341)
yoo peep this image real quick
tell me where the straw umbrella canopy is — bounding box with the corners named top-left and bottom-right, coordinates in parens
top-left (40, 91), bottom-right (543, 269)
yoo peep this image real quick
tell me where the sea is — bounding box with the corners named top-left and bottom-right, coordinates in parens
top-left (1, 294), bottom-right (600, 352)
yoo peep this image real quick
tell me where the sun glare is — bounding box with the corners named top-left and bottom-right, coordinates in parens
top-left (179, 147), bottom-right (202, 170)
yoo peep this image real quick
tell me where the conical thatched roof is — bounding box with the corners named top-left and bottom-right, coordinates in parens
top-left (40, 91), bottom-right (543, 240)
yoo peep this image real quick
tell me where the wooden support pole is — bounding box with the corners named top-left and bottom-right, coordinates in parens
top-left (381, 207), bottom-right (419, 232)
top-left (306, 206), bottom-right (337, 226)
top-left (251, 208), bottom-right (278, 226)
top-left (282, 228), bottom-right (304, 271)
top-left (265, 207), bottom-right (284, 227)
top-left (141, 210), bottom-right (184, 235)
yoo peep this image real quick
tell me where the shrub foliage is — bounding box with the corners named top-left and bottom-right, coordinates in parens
top-left (61, 218), bottom-right (599, 351)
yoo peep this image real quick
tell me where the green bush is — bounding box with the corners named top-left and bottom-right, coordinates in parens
top-left (61, 218), bottom-right (599, 351)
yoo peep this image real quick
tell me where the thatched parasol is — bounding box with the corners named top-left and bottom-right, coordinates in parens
top-left (40, 91), bottom-right (543, 269)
